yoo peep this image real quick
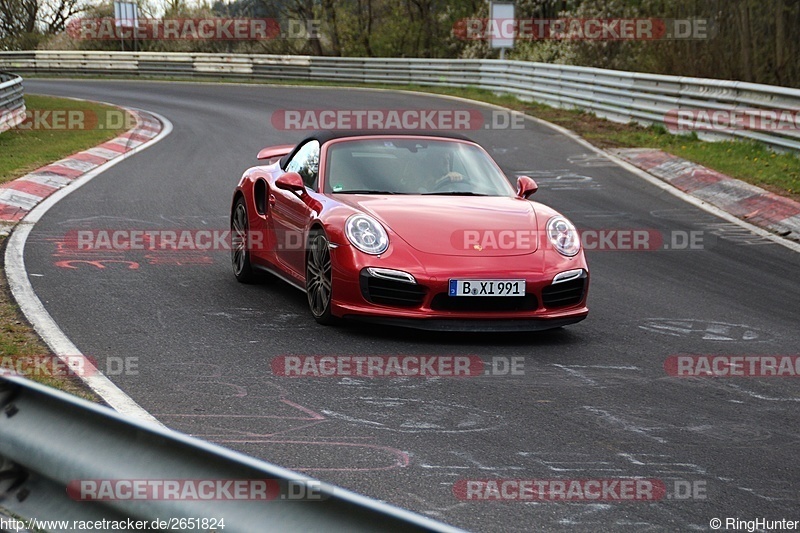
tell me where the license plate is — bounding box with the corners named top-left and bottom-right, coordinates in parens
top-left (448, 279), bottom-right (526, 297)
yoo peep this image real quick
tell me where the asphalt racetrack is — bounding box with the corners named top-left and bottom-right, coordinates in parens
top-left (20, 79), bottom-right (800, 531)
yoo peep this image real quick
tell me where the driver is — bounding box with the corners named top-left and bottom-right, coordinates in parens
top-left (427, 152), bottom-right (465, 190)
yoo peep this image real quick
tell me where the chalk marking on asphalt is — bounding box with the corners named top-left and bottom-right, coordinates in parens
top-left (551, 364), bottom-right (597, 385)
top-left (723, 382), bottom-right (800, 402)
top-left (582, 406), bottom-right (668, 444)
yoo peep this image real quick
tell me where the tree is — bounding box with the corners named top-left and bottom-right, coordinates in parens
top-left (1, 0), bottom-right (86, 50)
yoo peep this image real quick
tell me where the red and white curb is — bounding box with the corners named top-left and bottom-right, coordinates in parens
top-left (0, 108), bottom-right (162, 233)
top-left (611, 148), bottom-right (800, 243)
top-left (3, 103), bottom-right (171, 425)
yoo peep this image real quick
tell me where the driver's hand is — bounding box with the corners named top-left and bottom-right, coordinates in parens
top-left (434, 172), bottom-right (465, 187)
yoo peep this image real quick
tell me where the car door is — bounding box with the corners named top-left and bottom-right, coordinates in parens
top-left (270, 140), bottom-right (320, 278)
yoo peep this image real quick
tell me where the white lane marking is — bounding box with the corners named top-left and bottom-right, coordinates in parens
top-left (4, 108), bottom-right (173, 425)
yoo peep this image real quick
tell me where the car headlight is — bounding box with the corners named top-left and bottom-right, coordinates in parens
top-left (546, 216), bottom-right (580, 257)
top-left (345, 214), bottom-right (389, 255)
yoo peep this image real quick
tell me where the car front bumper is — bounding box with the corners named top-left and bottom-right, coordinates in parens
top-left (327, 242), bottom-right (589, 329)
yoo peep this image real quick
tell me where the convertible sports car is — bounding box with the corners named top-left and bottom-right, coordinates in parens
top-left (231, 131), bottom-right (588, 331)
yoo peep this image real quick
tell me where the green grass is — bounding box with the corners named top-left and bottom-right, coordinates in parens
top-left (0, 94), bottom-right (132, 184)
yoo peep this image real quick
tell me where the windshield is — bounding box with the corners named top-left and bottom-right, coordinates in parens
top-left (323, 138), bottom-right (514, 196)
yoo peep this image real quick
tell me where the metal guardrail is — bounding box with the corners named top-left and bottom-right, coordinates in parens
top-left (0, 373), bottom-right (463, 532)
top-left (0, 72), bottom-right (25, 134)
top-left (1, 50), bottom-right (799, 151)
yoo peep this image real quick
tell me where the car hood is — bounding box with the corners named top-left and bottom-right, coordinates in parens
top-left (336, 195), bottom-right (539, 257)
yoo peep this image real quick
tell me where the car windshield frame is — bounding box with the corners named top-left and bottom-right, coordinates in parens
top-left (321, 137), bottom-right (515, 196)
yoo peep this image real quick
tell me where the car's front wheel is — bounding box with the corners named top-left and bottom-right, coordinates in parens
top-left (306, 230), bottom-right (336, 325)
top-left (231, 197), bottom-right (256, 283)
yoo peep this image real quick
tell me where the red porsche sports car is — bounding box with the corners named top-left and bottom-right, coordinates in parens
top-left (231, 131), bottom-right (588, 331)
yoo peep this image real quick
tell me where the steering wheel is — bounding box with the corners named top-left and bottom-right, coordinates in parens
top-left (432, 172), bottom-right (471, 191)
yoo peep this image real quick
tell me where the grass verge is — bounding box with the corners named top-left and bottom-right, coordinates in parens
top-left (0, 93), bottom-right (128, 400)
top-left (0, 94), bottom-right (130, 184)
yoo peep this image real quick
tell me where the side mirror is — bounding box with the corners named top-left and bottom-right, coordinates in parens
top-left (516, 175), bottom-right (538, 199)
top-left (275, 172), bottom-right (306, 194)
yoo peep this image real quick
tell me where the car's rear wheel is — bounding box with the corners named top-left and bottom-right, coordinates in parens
top-left (306, 230), bottom-right (335, 325)
top-left (231, 197), bottom-right (256, 283)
